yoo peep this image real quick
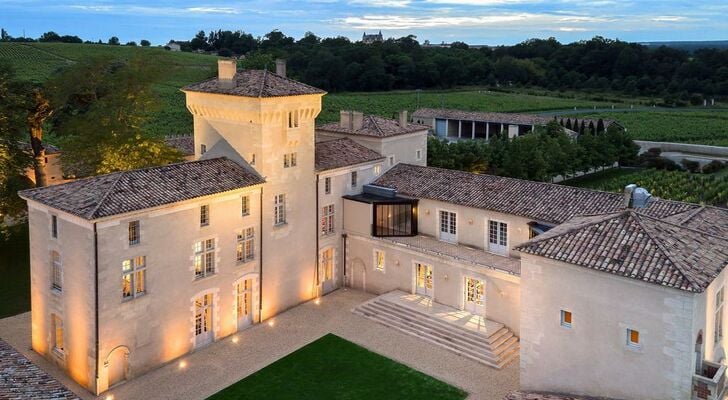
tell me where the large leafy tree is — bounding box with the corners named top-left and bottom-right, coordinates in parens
top-left (0, 62), bottom-right (34, 218)
top-left (50, 56), bottom-right (182, 176)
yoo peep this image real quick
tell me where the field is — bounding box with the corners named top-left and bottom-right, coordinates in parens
top-left (207, 333), bottom-right (467, 400)
top-left (579, 110), bottom-right (728, 147)
top-left (1, 42), bottom-right (218, 136)
top-left (562, 168), bottom-right (728, 206)
top-left (319, 89), bottom-right (630, 123)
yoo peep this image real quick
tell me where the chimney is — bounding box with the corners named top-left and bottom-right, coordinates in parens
top-left (275, 59), bottom-right (287, 78)
top-left (623, 184), bottom-right (637, 208)
top-left (340, 110), bottom-right (352, 129)
top-left (218, 59), bottom-right (237, 88)
top-left (352, 111), bottom-right (364, 131)
top-left (398, 110), bottom-right (408, 128)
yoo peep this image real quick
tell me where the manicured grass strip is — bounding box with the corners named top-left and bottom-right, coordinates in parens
top-left (207, 333), bottom-right (468, 400)
top-left (0, 223), bottom-right (30, 318)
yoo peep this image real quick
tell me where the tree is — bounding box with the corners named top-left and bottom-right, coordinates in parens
top-left (0, 62), bottom-right (34, 218)
top-left (140, 39), bottom-right (151, 47)
top-left (125, 41), bottom-right (137, 47)
top-left (50, 56), bottom-right (182, 175)
top-left (0, 28), bottom-right (9, 41)
top-left (26, 89), bottom-right (53, 186)
top-left (108, 36), bottom-right (120, 45)
top-left (39, 31), bottom-right (61, 42)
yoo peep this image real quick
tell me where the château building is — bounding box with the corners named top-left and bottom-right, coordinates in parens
top-left (19, 60), bottom-right (728, 400)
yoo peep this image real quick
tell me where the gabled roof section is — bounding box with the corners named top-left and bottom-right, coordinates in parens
top-left (373, 164), bottom-right (697, 224)
top-left (516, 211), bottom-right (728, 293)
top-left (182, 69), bottom-right (325, 98)
top-left (19, 158), bottom-right (264, 220)
top-left (317, 115), bottom-right (429, 138)
top-left (315, 138), bottom-right (385, 171)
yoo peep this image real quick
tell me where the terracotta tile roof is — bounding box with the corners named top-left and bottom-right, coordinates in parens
top-left (663, 206), bottom-right (728, 238)
top-left (20, 142), bottom-right (61, 155)
top-left (183, 69), bottom-right (325, 98)
top-left (413, 108), bottom-right (554, 126)
top-left (315, 138), bottom-right (384, 171)
top-left (164, 135), bottom-right (195, 156)
top-left (516, 211), bottom-right (728, 293)
top-left (0, 339), bottom-right (78, 399)
top-left (317, 115), bottom-right (430, 138)
top-left (505, 391), bottom-right (620, 400)
top-left (373, 164), bottom-right (697, 224)
top-left (19, 158), bottom-right (264, 220)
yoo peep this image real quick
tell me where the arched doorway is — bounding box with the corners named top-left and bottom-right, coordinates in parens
top-left (105, 346), bottom-right (129, 389)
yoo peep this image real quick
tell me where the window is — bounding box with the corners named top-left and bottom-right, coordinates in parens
top-left (51, 314), bottom-right (64, 355)
top-left (716, 288), bottom-right (724, 343)
top-left (288, 111), bottom-right (299, 128)
top-left (320, 248), bottom-right (333, 283)
top-left (51, 215), bottom-right (58, 238)
top-left (373, 164), bottom-right (381, 176)
top-left (274, 194), bottom-right (286, 225)
top-left (324, 177), bottom-right (331, 195)
top-left (374, 250), bottom-right (385, 272)
top-left (488, 220), bottom-right (508, 254)
top-left (388, 155), bottom-right (395, 166)
top-left (241, 196), bottom-right (250, 216)
top-left (373, 201), bottom-right (418, 237)
top-left (122, 256), bottom-right (146, 299)
top-left (128, 220), bottom-right (140, 245)
top-left (200, 205), bottom-right (210, 226)
top-left (439, 210), bottom-right (457, 242)
top-left (627, 328), bottom-right (640, 347)
top-left (195, 294), bottom-right (213, 337)
top-left (284, 152), bottom-right (297, 168)
top-left (351, 171), bottom-right (358, 187)
top-left (416, 149), bottom-right (422, 160)
top-left (51, 251), bottom-right (62, 291)
top-left (236, 280), bottom-right (253, 321)
top-left (321, 205), bottom-right (335, 236)
top-left (236, 228), bottom-right (255, 263)
top-left (200, 144), bottom-right (207, 154)
top-left (194, 239), bottom-right (215, 279)
top-left (250, 153), bottom-right (256, 166)
top-left (560, 310), bottom-right (572, 328)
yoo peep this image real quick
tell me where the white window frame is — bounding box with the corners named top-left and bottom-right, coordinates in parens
top-left (274, 194), bottom-right (286, 225)
top-left (236, 227), bottom-right (255, 264)
top-left (486, 219), bottom-right (509, 255)
top-left (321, 204), bottom-right (335, 236)
top-left (560, 309), bottom-right (572, 328)
top-left (51, 251), bottom-right (62, 291)
top-left (122, 256), bottom-right (146, 299)
top-left (374, 249), bottom-right (385, 272)
top-left (416, 149), bottom-right (422, 160)
top-left (194, 239), bottom-right (216, 279)
top-left (626, 328), bottom-right (641, 349)
top-left (128, 220), bottom-right (140, 245)
top-left (351, 170), bottom-right (358, 188)
top-left (241, 195), bottom-right (250, 216)
top-left (324, 177), bottom-right (331, 195)
top-left (200, 204), bottom-right (210, 227)
top-left (438, 208), bottom-right (458, 243)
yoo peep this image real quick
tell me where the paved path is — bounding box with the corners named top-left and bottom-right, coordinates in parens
top-left (0, 289), bottom-right (518, 400)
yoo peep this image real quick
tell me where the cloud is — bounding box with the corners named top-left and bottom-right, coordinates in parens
top-left (559, 27), bottom-right (587, 31)
top-left (337, 13), bottom-right (539, 29)
top-left (350, 0), bottom-right (412, 7)
top-left (650, 15), bottom-right (686, 22)
top-left (424, 0), bottom-right (538, 5)
top-left (186, 7), bottom-right (240, 14)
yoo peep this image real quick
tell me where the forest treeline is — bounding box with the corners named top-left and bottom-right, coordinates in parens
top-left (179, 30), bottom-right (728, 103)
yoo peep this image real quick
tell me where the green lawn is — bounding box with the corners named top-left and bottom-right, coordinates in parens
top-left (207, 334), bottom-right (467, 400)
top-left (0, 223), bottom-right (30, 318)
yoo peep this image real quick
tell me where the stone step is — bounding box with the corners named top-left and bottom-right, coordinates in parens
top-left (353, 306), bottom-right (503, 368)
top-left (363, 301), bottom-right (495, 352)
top-left (375, 298), bottom-right (504, 344)
top-left (354, 299), bottom-right (520, 369)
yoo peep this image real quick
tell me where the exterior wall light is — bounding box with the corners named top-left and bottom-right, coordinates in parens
top-left (179, 360), bottom-right (187, 370)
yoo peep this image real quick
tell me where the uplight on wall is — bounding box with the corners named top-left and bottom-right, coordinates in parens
top-left (232, 336), bottom-right (239, 344)
top-left (178, 360), bottom-right (187, 370)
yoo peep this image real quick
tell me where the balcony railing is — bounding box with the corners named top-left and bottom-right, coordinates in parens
top-left (375, 234), bottom-right (520, 276)
top-left (693, 360), bottom-right (726, 400)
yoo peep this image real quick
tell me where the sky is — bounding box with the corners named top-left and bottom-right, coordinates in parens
top-left (1, 0), bottom-right (726, 46)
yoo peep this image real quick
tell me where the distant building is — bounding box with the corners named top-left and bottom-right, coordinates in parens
top-left (165, 41), bottom-right (181, 51)
top-left (362, 31), bottom-right (383, 44)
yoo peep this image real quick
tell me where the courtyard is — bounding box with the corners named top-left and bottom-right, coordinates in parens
top-left (0, 289), bottom-right (518, 400)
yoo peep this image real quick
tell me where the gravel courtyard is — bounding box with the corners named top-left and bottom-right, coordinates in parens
top-left (0, 289), bottom-right (518, 400)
